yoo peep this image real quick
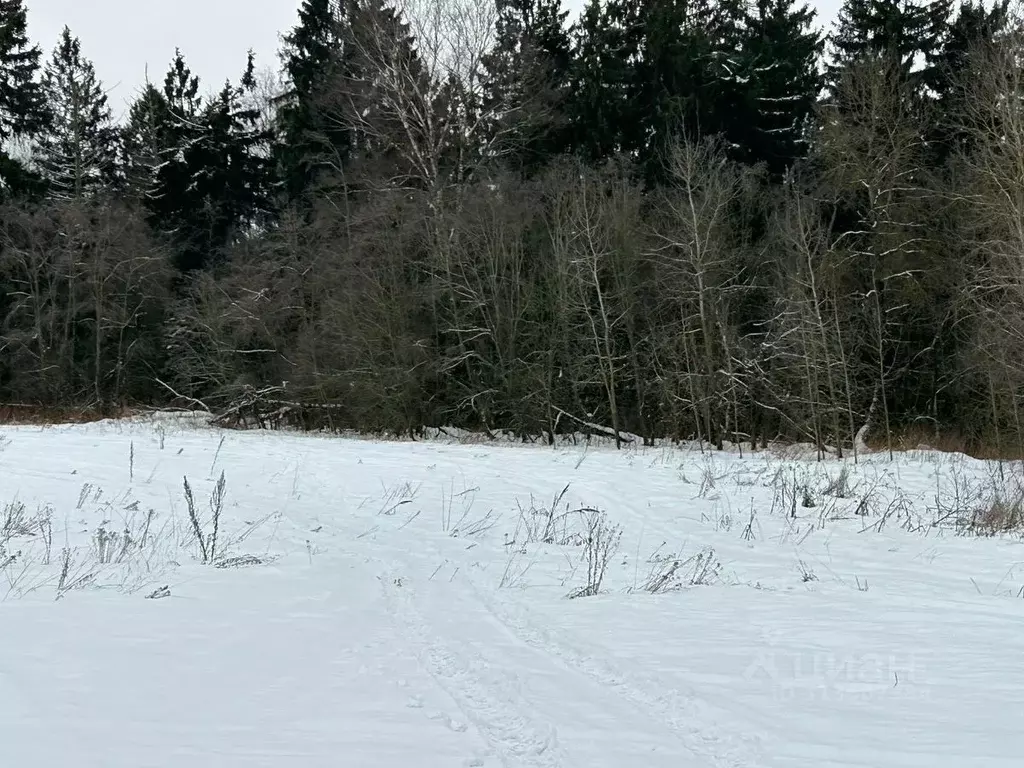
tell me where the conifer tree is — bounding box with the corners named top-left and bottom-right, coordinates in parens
top-left (827, 0), bottom-right (951, 96)
top-left (0, 0), bottom-right (44, 196)
top-left (481, 0), bottom-right (573, 173)
top-left (735, 0), bottom-right (823, 177)
top-left (141, 51), bottom-right (205, 269)
top-left (569, 0), bottom-right (751, 175)
top-left (192, 54), bottom-right (274, 245)
top-left (929, 0), bottom-right (1009, 160)
top-left (145, 51), bottom-right (273, 271)
top-left (567, 0), bottom-right (640, 163)
top-left (121, 82), bottom-right (169, 205)
top-left (631, 0), bottom-right (747, 178)
top-left (35, 27), bottom-right (119, 200)
top-left (276, 0), bottom-right (353, 202)
top-left (340, 0), bottom-right (440, 188)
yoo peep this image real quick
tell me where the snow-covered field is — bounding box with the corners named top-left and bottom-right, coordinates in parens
top-left (2, 416), bottom-right (1024, 767)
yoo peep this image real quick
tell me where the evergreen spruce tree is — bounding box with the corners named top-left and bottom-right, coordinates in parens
top-left (121, 82), bottom-right (170, 205)
top-left (734, 0), bottom-right (823, 177)
top-left (144, 51), bottom-right (273, 272)
top-left (929, 0), bottom-right (1009, 160)
top-left (142, 51), bottom-right (205, 270)
top-left (569, 0), bottom-right (752, 176)
top-left (344, 0), bottom-right (438, 187)
top-left (139, 51), bottom-right (222, 270)
top-left (192, 54), bottom-right (274, 247)
top-left (481, 0), bottom-right (573, 174)
top-left (35, 27), bottom-right (119, 200)
top-left (276, 0), bottom-right (352, 203)
top-left (827, 0), bottom-right (952, 96)
top-left (629, 0), bottom-right (747, 178)
top-left (0, 0), bottom-right (44, 196)
top-left (567, 0), bottom-right (641, 163)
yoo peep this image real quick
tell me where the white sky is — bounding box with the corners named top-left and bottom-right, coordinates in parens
top-left (24, 0), bottom-right (843, 119)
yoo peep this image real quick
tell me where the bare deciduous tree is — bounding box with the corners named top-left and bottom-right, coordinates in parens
top-left (819, 55), bottom-right (933, 458)
top-left (655, 138), bottom-right (749, 450)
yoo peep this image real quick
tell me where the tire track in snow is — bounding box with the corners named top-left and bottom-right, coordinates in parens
top-left (377, 566), bottom-right (570, 768)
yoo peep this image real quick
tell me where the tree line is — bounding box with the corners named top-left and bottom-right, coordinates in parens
top-left (1, 0), bottom-right (1023, 456)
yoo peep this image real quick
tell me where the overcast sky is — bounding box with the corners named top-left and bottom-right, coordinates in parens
top-left (24, 0), bottom-right (843, 119)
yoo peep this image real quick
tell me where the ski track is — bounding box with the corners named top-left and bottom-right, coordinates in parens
top-left (367, 498), bottom-right (765, 768)
top-left (475, 584), bottom-right (764, 768)
top-left (5, 419), bottom-right (1024, 766)
top-left (375, 553), bottom-right (725, 768)
top-left (377, 564), bottom-right (568, 768)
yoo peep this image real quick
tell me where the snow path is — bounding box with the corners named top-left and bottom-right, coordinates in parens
top-left (2, 418), bottom-right (1024, 766)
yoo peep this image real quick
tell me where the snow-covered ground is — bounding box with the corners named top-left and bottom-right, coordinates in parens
top-left (2, 416), bottom-right (1024, 767)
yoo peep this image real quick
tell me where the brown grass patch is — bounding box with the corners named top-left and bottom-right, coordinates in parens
top-left (865, 424), bottom-right (1024, 462)
top-left (0, 403), bottom-right (137, 426)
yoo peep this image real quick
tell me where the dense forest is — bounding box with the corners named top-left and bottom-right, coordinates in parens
top-left (1, 0), bottom-right (1023, 455)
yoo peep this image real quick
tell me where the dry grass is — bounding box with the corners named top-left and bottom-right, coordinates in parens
top-left (866, 424), bottom-right (1024, 463)
top-left (926, 460), bottom-right (1024, 536)
top-left (0, 403), bottom-right (138, 426)
top-left (955, 475), bottom-right (1024, 537)
top-left (8, 404), bottom-right (1024, 467)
